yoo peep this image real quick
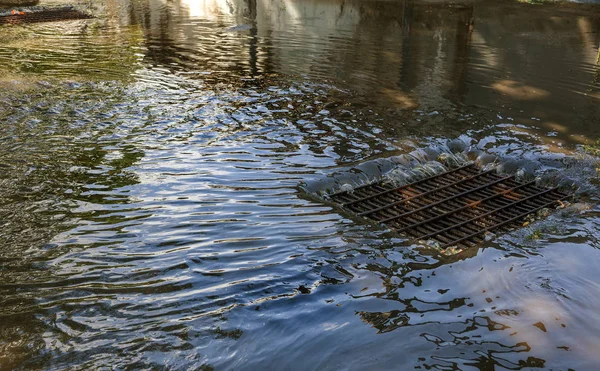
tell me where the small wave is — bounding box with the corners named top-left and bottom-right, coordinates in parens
top-left (303, 136), bottom-right (592, 201)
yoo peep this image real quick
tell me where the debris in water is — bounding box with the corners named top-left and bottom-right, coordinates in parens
top-left (441, 246), bottom-right (463, 256)
top-left (0, 6), bottom-right (92, 25)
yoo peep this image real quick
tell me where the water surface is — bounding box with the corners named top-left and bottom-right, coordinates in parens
top-left (1, 0), bottom-right (600, 369)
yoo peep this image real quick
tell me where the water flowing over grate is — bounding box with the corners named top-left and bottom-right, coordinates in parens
top-left (0, 9), bottom-right (92, 25)
top-left (327, 164), bottom-right (571, 249)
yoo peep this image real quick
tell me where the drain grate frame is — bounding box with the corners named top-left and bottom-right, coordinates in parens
top-left (0, 9), bottom-right (92, 25)
top-left (327, 164), bottom-right (571, 249)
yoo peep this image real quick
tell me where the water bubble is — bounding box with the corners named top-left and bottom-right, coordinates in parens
top-left (438, 152), bottom-right (469, 167)
top-left (476, 153), bottom-right (498, 167)
top-left (339, 183), bottom-right (354, 194)
top-left (447, 138), bottom-right (468, 153)
top-left (496, 160), bottom-right (519, 175)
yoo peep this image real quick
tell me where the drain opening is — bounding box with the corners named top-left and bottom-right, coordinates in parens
top-left (327, 164), bottom-right (571, 249)
top-left (0, 9), bottom-right (92, 25)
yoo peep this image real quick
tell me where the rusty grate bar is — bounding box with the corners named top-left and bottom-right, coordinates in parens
top-left (340, 164), bottom-right (474, 207)
top-left (358, 169), bottom-right (503, 217)
top-left (0, 9), bottom-right (92, 25)
top-left (327, 164), bottom-right (571, 249)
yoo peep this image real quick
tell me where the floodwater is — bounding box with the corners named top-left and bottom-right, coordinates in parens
top-left (0, 0), bottom-right (599, 369)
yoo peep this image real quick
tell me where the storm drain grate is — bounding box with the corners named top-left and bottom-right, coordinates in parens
top-left (327, 164), bottom-right (571, 249)
top-left (0, 9), bottom-right (92, 25)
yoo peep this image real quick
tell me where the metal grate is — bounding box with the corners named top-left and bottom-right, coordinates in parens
top-left (0, 9), bottom-right (92, 25)
top-left (327, 164), bottom-right (571, 249)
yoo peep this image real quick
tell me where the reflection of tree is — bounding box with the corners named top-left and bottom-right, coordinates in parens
top-left (0, 17), bottom-right (143, 81)
top-left (0, 86), bottom-right (144, 367)
top-left (106, 0), bottom-right (600, 146)
top-left (124, 0), bottom-right (476, 108)
top-left (253, 0), bottom-right (475, 108)
top-left (467, 4), bottom-right (600, 137)
top-left (396, 3), bottom-right (474, 105)
top-left (127, 0), bottom-right (264, 83)
top-left (593, 42), bottom-right (600, 96)
top-left (358, 310), bottom-right (409, 334)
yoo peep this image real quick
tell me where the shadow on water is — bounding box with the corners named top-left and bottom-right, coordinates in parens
top-left (0, 0), bottom-right (600, 370)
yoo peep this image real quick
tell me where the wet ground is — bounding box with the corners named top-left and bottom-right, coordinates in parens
top-left (0, 0), bottom-right (600, 369)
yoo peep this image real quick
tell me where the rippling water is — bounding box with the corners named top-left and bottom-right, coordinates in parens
top-left (1, 0), bottom-right (600, 369)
